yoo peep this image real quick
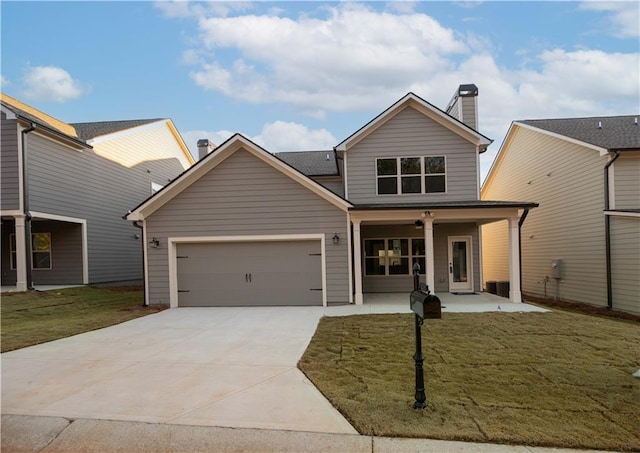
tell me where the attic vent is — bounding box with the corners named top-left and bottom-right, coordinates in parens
top-left (597, 121), bottom-right (602, 129)
top-left (326, 153), bottom-right (330, 161)
top-left (635, 117), bottom-right (638, 126)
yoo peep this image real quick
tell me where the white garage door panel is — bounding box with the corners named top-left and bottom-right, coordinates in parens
top-left (177, 241), bottom-right (323, 307)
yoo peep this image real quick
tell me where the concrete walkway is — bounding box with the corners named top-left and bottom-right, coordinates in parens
top-left (2, 295), bottom-right (555, 452)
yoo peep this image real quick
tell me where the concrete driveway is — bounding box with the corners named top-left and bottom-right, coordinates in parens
top-left (1, 307), bottom-right (356, 434)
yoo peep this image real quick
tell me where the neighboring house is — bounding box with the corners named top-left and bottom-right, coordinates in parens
top-left (481, 116), bottom-right (640, 315)
top-left (125, 85), bottom-right (538, 308)
top-left (1, 93), bottom-right (195, 291)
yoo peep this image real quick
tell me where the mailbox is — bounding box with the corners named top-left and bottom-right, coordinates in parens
top-left (410, 290), bottom-right (441, 320)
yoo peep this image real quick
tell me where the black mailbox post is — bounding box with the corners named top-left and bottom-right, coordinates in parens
top-left (410, 264), bottom-right (441, 409)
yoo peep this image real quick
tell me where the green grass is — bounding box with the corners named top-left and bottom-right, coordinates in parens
top-left (1, 286), bottom-right (166, 352)
top-left (298, 311), bottom-right (640, 451)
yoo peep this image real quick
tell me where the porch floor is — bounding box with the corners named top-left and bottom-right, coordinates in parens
top-left (324, 292), bottom-right (548, 317)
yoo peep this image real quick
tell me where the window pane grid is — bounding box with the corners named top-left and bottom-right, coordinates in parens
top-left (364, 238), bottom-right (426, 275)
top-left (376, 156), bottom-right (446, 195)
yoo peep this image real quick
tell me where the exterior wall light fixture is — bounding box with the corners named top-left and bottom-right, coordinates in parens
top-left (414, 220), bottom-right (424, 229)
top-left (332, 233), bottom-right (340, 244)
top-left (149, 237), bottom-right (160, 248)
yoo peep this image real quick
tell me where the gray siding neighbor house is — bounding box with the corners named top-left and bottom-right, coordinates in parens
top-left (1, 93), bottom-right (194, 291)
top-left (482, 116), bottom-right (640, 315)
top-left (126, 86), bottom-right (538, 307)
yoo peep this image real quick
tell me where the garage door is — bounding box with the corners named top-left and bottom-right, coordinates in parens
top-left (176, 240), bottom-right (323, 307)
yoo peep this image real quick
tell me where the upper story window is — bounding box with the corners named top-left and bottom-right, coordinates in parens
top-left (376, 156), bottom-right (446, 195)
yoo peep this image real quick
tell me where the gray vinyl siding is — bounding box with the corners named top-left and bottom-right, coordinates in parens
top-left (361, 223), bottom-right (480, 294)
top-left (346, 106), bottom-right (479, 204)
top-left (482, 126), bottom-right (609, 308)
top-left (1, 119), bottom-right (20, 211)
top-left (614, 152), bottom-right (639, 210)
top-left (26, 131), bottom-right (187, 284)
top-left (145, 148), bottom-right (349, 305)
top-left (312, 176), bottom-right (344, 197)
top-left (610, 216), bottom-right (640, 315)
top-left (30, 221), bottom-right (84, 284)
top-left (1, 220), bottom-right (17, 284)
top-left (460, 97), bottom-right (477, 131)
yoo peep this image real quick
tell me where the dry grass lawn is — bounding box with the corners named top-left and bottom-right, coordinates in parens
top-left (299, 311), bottom-right (640, 451)
top-left (1, 286), bottom-right (165, 352)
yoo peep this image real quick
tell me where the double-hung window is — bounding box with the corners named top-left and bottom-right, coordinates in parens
top-left (376, 156), bottom-right (446, 195)
top-left (10, 233), bottom-right (52, 270)
top-left (364, 238), bottom-right (425, 275)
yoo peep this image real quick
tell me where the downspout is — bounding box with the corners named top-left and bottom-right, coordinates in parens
top-left (604, 151), bottom-right (620, 309)
top-left (131, 220), bottom-right (148, 306)
top-left (21, 123), bottom-right (36, 290)
top-left (518, 208), bottom-right (530, 300)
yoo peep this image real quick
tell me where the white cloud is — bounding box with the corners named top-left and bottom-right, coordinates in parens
top-left (1, 75), bottom-right (9, 88)
top-left (188, 4), bottom-right (469, 114)
top-left (580, 2), bottom-right (640, 38)
top-left (21, 66), bottom-right (86, 103)
top-left (181, 121), bottom-right (336, 159)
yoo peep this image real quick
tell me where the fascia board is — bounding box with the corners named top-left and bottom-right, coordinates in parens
top-left (515, 121), bottom-right (609, 155)
top-left (127, 135), bottom-right (351, 221)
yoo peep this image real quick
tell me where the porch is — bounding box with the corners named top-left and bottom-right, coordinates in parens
top-left (325, 291), bottom-right (548, 316)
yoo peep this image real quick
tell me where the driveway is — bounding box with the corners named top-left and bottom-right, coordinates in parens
top-left (1, 307), bottom-right (356, 434)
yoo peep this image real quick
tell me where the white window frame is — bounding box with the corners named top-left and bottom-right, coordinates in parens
top-left (375, 156), bottom-right (447, 195)
top-left (364, 238), bottom-right (425, 276)
top-left (10, 232), bottom-right (52, 270)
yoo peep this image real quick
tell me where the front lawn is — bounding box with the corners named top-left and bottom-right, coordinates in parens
top-left (1, 286), bottom-right (165, 352)
top-left (298, 311), bottom-right (640, 451)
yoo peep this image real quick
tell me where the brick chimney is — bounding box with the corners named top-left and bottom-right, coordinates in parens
top-left (197, 139), bottom-right (214, 160)
top-left (445, 84), bottom-right (478, 130)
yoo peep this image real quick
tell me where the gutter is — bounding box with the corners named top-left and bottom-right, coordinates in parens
top-left (518, 208), bottom-right (530, 300)
top-left (604, 151), bottom-right (621, 309)
top-left (130, 219), bottom-right (148, 307)
top-left (21, 123), bottom-right (36, 290)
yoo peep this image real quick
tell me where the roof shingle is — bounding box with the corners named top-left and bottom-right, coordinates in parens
top-left (71, 119), bottom-right (164, 140)
top-left (274, 150), bottom-right (338, 176)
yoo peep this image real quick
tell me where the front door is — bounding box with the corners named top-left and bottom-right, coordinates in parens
top-left (448, 236), bottom-right (473, 292)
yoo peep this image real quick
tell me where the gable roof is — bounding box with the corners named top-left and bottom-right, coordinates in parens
top-left (125, 134), bottom-right (352, 221)
top-left (274, 150), bottom-right (339, 176)
top-left (519, 116), bottom-right (640, 151)
top-left (72, 119), bottom-right (164, 140)
top-left (334, 92), bottom-right (492, 152)
top-left (1, 92), bottom-right (89, 149)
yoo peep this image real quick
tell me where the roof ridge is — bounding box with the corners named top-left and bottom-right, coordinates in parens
top-left (0, 92), bottom-right (78, 137)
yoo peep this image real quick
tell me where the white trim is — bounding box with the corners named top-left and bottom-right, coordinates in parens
top-left (513, 122), bottom-right (609, 155)
top-left (17, 124), bottom-right (25, 212)
top-left (1, 104), bottom-right (17, 119)
top-left (142, 220), bottom-right (150, 306)
top-left (14, 215), bottom-right (27, 291)
top-left (508, 217), bottom-right (522, 303)
top-left (29, 211), bottom-right (89, 284)
top-left (167, 234), bottom-right (327, 308)
top-left (424, 219), bottom-right (435, 292)
top-left (447, 235), bottom-right (473, 293)
top-left (605, 210), bottom-right (640, 218)
top-left (608, 157), bottom-right (616, 210)
top-left (478, 226), bottom-right (484, 292)
top-left (335, 93), bottom-right (492, 151)
top-left (347, 215), bottom-right (353, 304)
top-left (126, 135), bottom-right (352, 221)
top-left (0, 210), bottom-right (23, 217)
top-left (353, 221), bottom-right (363, 305)
top-left (343, 154), bottom-right (349, 200)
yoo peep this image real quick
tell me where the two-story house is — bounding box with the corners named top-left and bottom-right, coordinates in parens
top-left (482, 116), bottom-right (640, 315)
top-left (125, 86), bottom-right (537, 307)
top-left (1, 93), bottom-right (194, 291)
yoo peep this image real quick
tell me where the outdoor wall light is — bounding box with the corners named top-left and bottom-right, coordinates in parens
top-left (332, 233), bottom-right (340, 244)
top-left (149, 237), bottom-right (160, 248)
top-left (414, 220), bottom-right (424, 229)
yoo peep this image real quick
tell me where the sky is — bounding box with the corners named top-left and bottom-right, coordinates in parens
top-left (1, 1), bottom-right (639, 181)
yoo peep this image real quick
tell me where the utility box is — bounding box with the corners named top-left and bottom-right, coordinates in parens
top-left (551, 259), bottom-right (562, 279)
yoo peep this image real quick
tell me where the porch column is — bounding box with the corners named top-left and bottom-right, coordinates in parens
top-left (353, 219), bottom-right (363, 305)
top-left (14, 215), bottom-right (28, 292)
top-left (424, 218), bottom-right (435, 292)
top-left (508, 217), bottom-right (522, 303)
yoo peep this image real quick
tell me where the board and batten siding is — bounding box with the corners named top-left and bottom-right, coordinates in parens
top-left (145, 148), bottom-right (349, 306)
top-left (482, 126), bottom-right (609, 307)
top-left (26, 127), bottom-right (188, 284)
top-left (613, 152), bottom-right (640, 210)
top-left (346, 106), bottom-right (479, 205)
top-left (1, 118), bottom-right (20, 211)
top-left (610, 216), bottom-right (640, 314)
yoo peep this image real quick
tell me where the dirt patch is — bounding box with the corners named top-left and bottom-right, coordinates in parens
top-left (524, 295), bottom-right (640, 323)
